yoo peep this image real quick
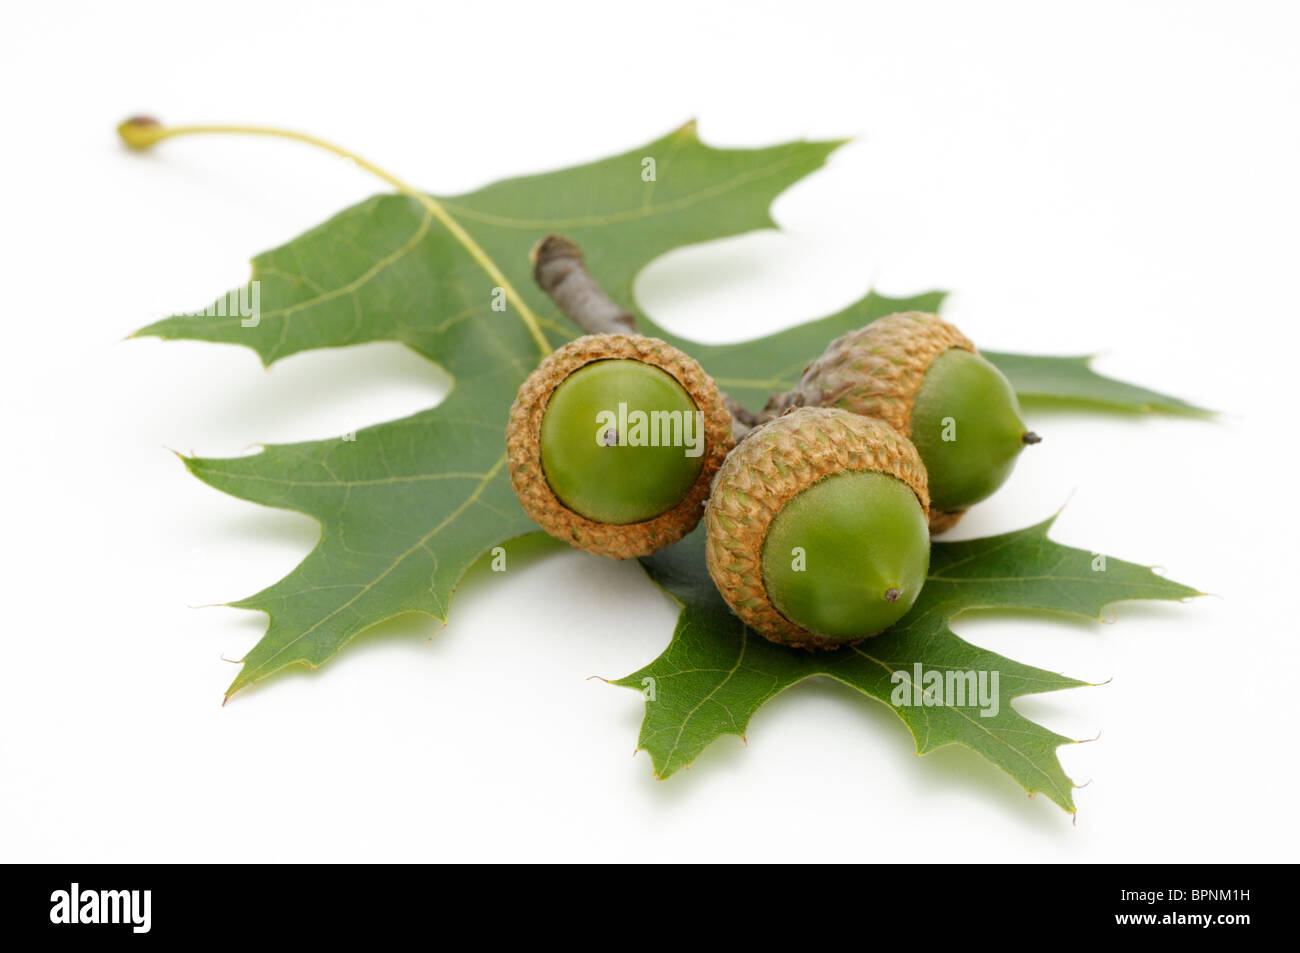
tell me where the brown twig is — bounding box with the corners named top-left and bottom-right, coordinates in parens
top-left (530, 233), bottom-right (769, 438)
top-left (531, 234), bottom-right (636, 335)
top-left (724, 396), bottom-right (774, 442)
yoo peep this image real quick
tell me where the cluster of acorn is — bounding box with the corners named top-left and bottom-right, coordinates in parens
top-left (506, 237), bottom-right (1038, 650)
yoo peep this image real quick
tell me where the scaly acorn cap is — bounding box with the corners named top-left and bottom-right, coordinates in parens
top-left (507, 334), bottom-right (735, 559)
top-left (766, 311), bottom-right (974, 533)
top-left (704, 406), bottom-right (929, 650)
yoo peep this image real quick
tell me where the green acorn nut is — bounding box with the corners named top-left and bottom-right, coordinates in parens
top-left (507, 334), bottom-right (735, 559)
top-left (705, 407), bottom-right (931, 650)
top-left (769, 312), bottom-right (1039, 533)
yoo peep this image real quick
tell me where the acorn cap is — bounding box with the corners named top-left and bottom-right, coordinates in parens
top-left (507, 334), bottom-right (735, 559)
top-left (767, 311), bottom-right (974, 533)
top-left (704, 406), bottom-right (929, 650)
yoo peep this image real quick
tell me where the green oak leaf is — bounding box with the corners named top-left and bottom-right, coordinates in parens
top-left (639, 294), bottom-right (1211, 416)
top-left (142, 124), bottom-right (844, 697)
top-left (977, 352), bottom-right (1208, 416)
top-left (616, 516), bottom-right (1199, 813)
top-left (134, 123), bottom-right (1203, 704)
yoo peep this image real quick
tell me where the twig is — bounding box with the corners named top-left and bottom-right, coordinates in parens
top-left (529, 233), bottom-right (769, 438)
top-left (724, 396), bottom-right (774, 442)
top-left (531, 234), bottom-right (636, 335)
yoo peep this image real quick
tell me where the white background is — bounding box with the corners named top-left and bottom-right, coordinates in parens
top-left (3, 0), bottom-right (1296, 862)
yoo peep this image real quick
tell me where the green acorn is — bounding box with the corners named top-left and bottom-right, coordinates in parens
top-left (507, 334), bottom-right (735, 559)
top-left (768, 312), bottom-right (1039, 533)
top-left (705, 407), bottom-right (931, 650)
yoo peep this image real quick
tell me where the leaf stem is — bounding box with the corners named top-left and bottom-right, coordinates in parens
top-left (117, 117), bottom-right (553, 358)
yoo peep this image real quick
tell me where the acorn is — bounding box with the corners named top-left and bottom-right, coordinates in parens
top-left (507, 333), bottom-right (735, 559)
top-left (769, 312), bottom-right (1039, 533)
top-left (705, 407), bottom-right (931, 650)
